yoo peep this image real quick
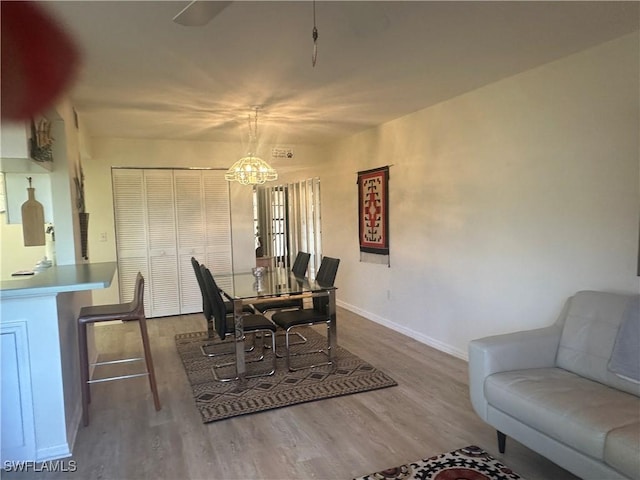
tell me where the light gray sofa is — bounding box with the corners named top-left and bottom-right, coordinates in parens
top-left (469, 290), bottom-right (640, 480)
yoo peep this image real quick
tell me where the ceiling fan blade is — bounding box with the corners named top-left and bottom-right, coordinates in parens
top-left (172, 1), bottom-right (232, 27)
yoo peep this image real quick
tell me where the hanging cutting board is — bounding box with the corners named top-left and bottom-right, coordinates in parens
top-left (22, 185), bottom-right (45, 246)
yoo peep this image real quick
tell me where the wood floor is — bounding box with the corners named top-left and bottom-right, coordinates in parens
top-left (4, 307), bottom-right (579, 480)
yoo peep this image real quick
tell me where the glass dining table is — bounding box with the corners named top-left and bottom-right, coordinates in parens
top-left (215, 267), bottom-right (337, 381)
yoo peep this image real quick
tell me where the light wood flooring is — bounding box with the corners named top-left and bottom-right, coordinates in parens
top-left (4, 307), bottom-right (579, 480)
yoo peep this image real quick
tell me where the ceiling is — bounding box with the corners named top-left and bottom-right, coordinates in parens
top-left (41, 1), bottom-right (639, 146)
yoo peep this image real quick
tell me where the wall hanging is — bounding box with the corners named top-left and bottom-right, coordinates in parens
top-left (29, 116), bottom-right (54, 163)
top-left (357, 166), bottom-right (390, 266)
top-left (74, 159), bottom-right (89, 260)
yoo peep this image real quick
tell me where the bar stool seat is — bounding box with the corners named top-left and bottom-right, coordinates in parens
top-left (77, 272), bottom-right (161, 426)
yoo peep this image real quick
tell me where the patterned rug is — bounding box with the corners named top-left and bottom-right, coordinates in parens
top-left (354, 446), bottom-right (524, 480)
top-left (175, 327), bottom-right (397, 423)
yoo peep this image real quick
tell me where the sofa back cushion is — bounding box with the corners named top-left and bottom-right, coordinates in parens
top-left (556, 291), bottom-right (639, 397)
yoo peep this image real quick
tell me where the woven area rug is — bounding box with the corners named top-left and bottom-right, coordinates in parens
top-left (354, 446), bottom-right (524, 480)
top-left (175, 327), bottom-right (397, 423)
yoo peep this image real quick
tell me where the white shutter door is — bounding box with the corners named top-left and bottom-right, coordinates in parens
top-left (203, 171), bottom-right (233, 292)
top-left (178, 253), bottom-right (205, 314)
top-left (112, 169), bottom-right (151, 314)
top-left (144, 170), bottom-right (179, 317)
top-left (112, 168), bottom-right (232, 318)
top-left (174, 170), bottom-right (205, 314)
top-left (174, 170), bottom-right (204, 249)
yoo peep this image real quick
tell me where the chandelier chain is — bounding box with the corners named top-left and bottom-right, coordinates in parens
top-left (312, 0), bottom-right (318, 67)
top-left (249, 108), bottom-right (259, 141)
top-left (225, 107), bottom-right (277, 185)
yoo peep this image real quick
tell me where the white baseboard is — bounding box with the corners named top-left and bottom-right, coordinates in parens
top-left (66, 394), bottom-right (84, 457)
top-left (36, 443), bottom-right (71, 462)
top-left (336, 300), bottom-right (468, 361)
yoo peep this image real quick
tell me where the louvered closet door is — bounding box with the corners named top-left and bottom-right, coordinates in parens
top-left (174, 170), bottom-right (205, 314)
top-left (203, 171), bottom-right (233, 293)
top-left (144, 170), bottom-right (180, 317)
top-left (113, 168), bottom-right (232, 318)
top-left (112, 169), bottom-right (151, 315)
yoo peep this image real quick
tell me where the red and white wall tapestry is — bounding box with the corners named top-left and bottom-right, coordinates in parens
top-left (357, 166), bottom-right (390, 265)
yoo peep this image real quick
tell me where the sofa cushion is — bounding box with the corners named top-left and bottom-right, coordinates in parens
top-left (604, 423), bottom-right (640, 479)
top-left (556, 291), bottom-right (640, 396)
top-left (485, 367), bottom-right (640, 460)
top-left (608, 296), bottom-right (640, 383)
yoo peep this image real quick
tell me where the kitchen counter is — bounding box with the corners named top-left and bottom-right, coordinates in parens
top-left (1, 262), bottom-right (117, 297)
top-left (1, 262), bottom-right (117, 463)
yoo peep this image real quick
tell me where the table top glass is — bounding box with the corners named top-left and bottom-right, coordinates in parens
top-left (216, 267), bottom-right (335, 300)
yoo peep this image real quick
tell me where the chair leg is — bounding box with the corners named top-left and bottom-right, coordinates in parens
top-left (77, 321), bottom-right (91, 426)
top-left (201, 340), bottom-right (234, 357)
top-left (266, 329), bottom-right (277, 376)
top-left (201, 332), bottom-right (257, 357)
top-left (497, 430), bottom-right (507, 453)
top-left (268, 331), bottom-right (308, 358)
top-left (211, 328), bottom-right (276, 382)
top-left (207, 317), bottom-right (215, 339)
top-left (285, 321), bottom-right (333, 372)
top-left (138, 316), bottom-right (161, 411)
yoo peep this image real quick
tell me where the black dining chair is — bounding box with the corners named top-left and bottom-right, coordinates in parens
top-left (271, 256), bottom-right (340, 371)
top-left (253, 251), bottom-right (311, 314)
top-left (191, 257), bottom-right (254, 357)
top-left (201, 265), bottom-right (277, 382)
top-left (291, 251), bottom-right (312, 277)
top-left (191, 256), bottom-right (215, 339)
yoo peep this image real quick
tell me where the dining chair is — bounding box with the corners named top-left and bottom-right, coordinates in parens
top-left (191, 257), bottom-right (215, 339)
top-left (191, 257), bottom-right (254, 357)
top-left (200, 265), bottom-right (277, 381)
top-left (253, 251), bottom-right (311, 314)
top-left (291, 251), bottom-right (312, 277)
top-left (271, 256), bottom-right (340, 371)
top-left (77, 272), bottom-right (161, 426)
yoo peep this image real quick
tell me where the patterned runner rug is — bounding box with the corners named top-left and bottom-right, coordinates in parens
top-left (354, 446), bottom-right (524, 480)
top-left (175, 327), bottom-right (397, 423)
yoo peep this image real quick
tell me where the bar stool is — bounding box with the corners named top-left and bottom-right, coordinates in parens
top-left (77, 272), bottom-right (161, 426)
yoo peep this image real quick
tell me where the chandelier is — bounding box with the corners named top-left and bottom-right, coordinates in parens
top-left (225, 108), bottom-right (278, 185)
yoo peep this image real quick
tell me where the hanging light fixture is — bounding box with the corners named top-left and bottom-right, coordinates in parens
top-left (225, 107), bottom-right (278, 186)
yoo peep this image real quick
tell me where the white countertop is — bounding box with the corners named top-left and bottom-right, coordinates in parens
top-left (0, 262), bottom-right (117, 298)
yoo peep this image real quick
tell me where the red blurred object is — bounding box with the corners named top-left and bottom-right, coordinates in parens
top-left (1, 1), bottom-right (79, 120)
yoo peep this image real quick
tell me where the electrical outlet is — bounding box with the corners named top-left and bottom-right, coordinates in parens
top-left (99, 232), bottom-right (107, 242)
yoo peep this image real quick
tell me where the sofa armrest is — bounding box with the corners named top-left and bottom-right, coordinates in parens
top-left (468, 324), bottom-right (562, 420)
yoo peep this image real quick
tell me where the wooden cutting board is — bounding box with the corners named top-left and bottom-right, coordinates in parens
top-left (22, 187), bottom-right (45, 246)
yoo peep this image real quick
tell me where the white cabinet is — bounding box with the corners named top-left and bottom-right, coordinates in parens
top-left (112, 169), bottom-right (232, 317)
top-left (1, 321), bottom-right (36, 462)
top-left (1, 264), bottom-right (117, 464)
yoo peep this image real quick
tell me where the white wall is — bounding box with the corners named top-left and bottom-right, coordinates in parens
top-left (49, 100), bottom-right (84, 266)
top-left (83, 138), bottom-right (325, 305)
top-left (0, 222), bottom-right (47, 276)
top-left (4, 173), bottom-right (53, 224)
top-left (316, 33), bottom-right (639, 359)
